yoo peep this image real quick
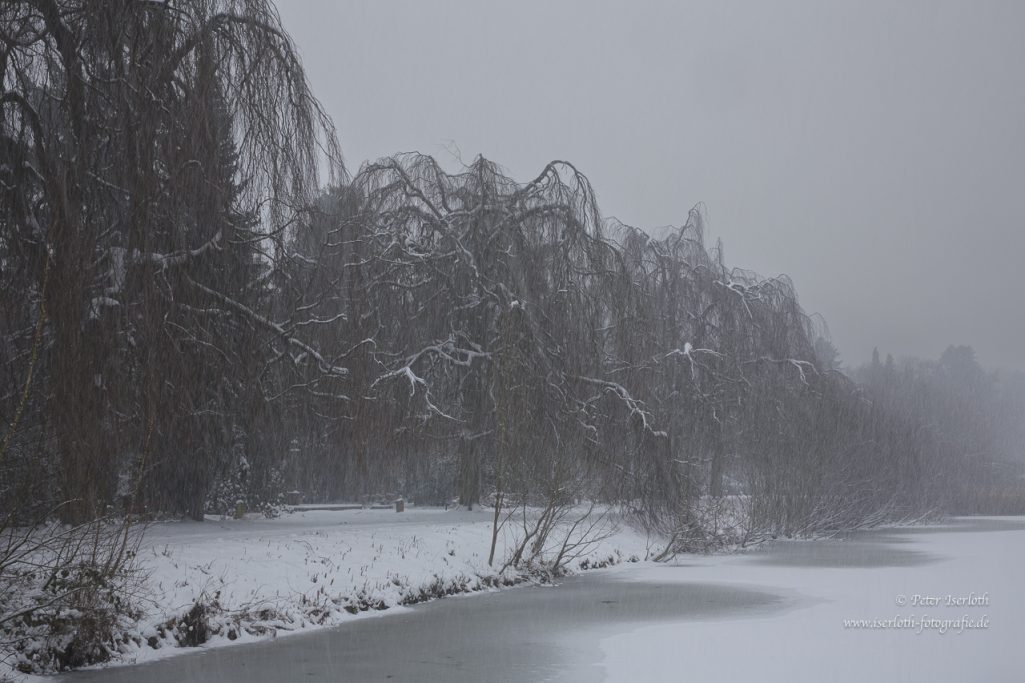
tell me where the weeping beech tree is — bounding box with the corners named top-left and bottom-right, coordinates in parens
top-left (0, 0), bottom-right (342, 523)
top-left (284, 156), bottom-right (935, 547)
top-left (291, 154), bottom-right (655, 509)
top-left (581, 210), bottom-right (939, 545)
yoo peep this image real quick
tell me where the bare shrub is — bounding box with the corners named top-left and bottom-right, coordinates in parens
top-left (0, 514), bottom-right (144, 674)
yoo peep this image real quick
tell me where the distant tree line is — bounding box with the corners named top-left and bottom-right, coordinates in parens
top-left (854, 346), bottom-right (1025, 516)
top-left (3, 0), bottom-right (1022, 538)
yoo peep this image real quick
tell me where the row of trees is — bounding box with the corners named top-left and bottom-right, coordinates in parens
top-left (2, 0), bottom-right (1021, 540)
top-left (855, 346), bottom-right (1025, 515)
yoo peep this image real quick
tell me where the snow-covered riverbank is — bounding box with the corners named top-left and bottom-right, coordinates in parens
top-left (6, 506), bottom-right (654, 680)
top-left (34, 515), bottom-right (1025, 683)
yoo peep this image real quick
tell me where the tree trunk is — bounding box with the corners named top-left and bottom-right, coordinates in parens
top-left (709, 426), bottom-right (725, 498)
top-left (458, 436), bottom-right (479, 509)
top-left (49, 239), bottom-right (110, 524)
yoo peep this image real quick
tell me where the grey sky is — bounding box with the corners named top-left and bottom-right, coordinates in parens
top-left (277, 0), bottom-right (1025, 371)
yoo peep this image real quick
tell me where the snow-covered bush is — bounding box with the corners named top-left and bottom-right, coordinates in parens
top-left (0, 518), bottom-right (144, 675)
top-left (206, 438), bottom-right (286, 518)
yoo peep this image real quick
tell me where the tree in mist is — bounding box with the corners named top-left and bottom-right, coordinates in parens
top-left (0, 0), bottom-right (341, 523)
top-left (854, 346), bottom-right (1025, 515)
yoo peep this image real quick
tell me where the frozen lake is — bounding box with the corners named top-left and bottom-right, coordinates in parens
top-left (57, 517), bottom-right (1025, 682)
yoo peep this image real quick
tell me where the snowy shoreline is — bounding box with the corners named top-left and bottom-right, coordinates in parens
top-left (10, 513), bottom-right (1022, 682)
top-left (10, 506), bottom-right (655, 680)
top-left (9, 508), bottom-right (1002, 681)
top-left (28, 514), bottom-right (1025, 683)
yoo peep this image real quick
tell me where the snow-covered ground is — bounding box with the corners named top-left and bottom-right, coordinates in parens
top-left (15, 505), bottom-right (651, 677)
top-left (597, 517), bottom-right (1025, 681)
